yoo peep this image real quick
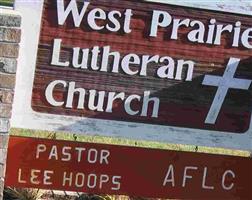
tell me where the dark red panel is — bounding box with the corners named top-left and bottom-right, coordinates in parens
top-left (5, 136), bottom-right (252, 199)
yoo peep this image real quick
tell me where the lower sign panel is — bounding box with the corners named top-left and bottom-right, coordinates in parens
top-left (5, 136), bottom-right (252, 199)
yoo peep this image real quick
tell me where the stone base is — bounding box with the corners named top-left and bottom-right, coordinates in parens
top-left (0, 8), bottom-right (21, 200)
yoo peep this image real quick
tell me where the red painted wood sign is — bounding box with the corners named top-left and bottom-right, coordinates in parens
top-left (32, 0), bottom-right (252, 133)
top-left (5, 136), bottom-right (252, 199)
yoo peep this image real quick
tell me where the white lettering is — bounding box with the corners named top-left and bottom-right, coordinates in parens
top-left (51, 39), bottom-right (69, 67)
top-left (63, 172), bottom-right (73, 187)
top-left (202, 167), bottom-right (214, 190)
top-left (222, 170), bottom-right (235, 190)
top-left (36, 144), bottom-right (46, 159)
top-left (112, 176), bottom-right (121, 190)
top-left (57, 0), bottom-right (89, 27)
top-left (241, 28), bottom-right (252, 49)
top-left (182, 166), bottom-right (198, 187)
top-left (150, 10), bottom-right (172, 37)
top-left (18, 169), bottom-right (26, 184)
top-left (125, 94), bottom-right (141, 116)
top-left (49, 146), bottom-right (58, 160)
top-left (30, 169), bottom-right (40, 185)
top-left (99, 174), bottom-right (109, 189)
top-left (163, 165), bottom-right (175, 187)
top-left (44, 170), bottom-right (54, 185)
top-left (45, 80), bottom-right (67, 107)
top-left (88, 8), bottom-right (106, 30)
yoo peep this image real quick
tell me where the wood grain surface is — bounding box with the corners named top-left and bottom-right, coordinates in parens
top-left (32, 0), bottom-right (252, 133)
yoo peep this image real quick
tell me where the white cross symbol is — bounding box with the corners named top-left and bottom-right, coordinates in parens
top-left (202, 57), bottom-right (252, 124)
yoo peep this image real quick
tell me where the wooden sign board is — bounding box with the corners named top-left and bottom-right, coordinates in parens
top-left (5, 136), bottom-right (252, 199)
top-left (12, 0), bottom-right (252, 150)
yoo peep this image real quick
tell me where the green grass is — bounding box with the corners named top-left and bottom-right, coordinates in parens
top-left (0, 0), bottom-right (13, 7)
top-left (10, 128), bottom-right (250, 157)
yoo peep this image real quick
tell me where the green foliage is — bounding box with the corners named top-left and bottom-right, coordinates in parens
top-left (75, 194), bottom-right (112, 200)
top-left (3, 187), bottom-right (43, 200)
top-left (3, 189), bottom-right (129, 200)
top-left (0, 0), bottom-right (14, 7)
top-left (47, 132), bottom-right (57, 140)
top-left (10, 128), bottom-right (250, 157)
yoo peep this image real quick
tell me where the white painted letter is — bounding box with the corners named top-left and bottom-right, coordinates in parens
top-left (45, 80), bottom-right (67, 107)
top-left (150, 10), bottom-right (172, 37)
top-left (88, 8), bottom-right (106, 30)
top-left (63, 172), bottom-right (73, 186)
top-left (163, 165), bottom-right (175, 187)
top-left (75, 173), bottom-right (85, 187)
top-left (18, 169), bottom-right (26, 184)
top-left (44, 170), bottom-right (54, 185)
top-left (124, 9), bottom-right (133, 33)
top-left (157, 56), bottom-right (175, 79)
top-left (121, 54), bottom-right (140, 75)
top-left (30, 169), bottom-right (40, 185)
top-left (106, 92), bottom-right (125, 113)
top-left (106, 11), bottom-right (121, 32)
top-left (100, 46), bottom-right (120, 73)
top-left (75, 147), bottom-right (86, 162)
top-left (62, 146), bottom-right (72, 162)
top-left (72, 47), bottom-right (89, 69)
top-left (188, 20), bottom-right (205, 43)
top-left (36, 144), bottom-right (46, 159)
top-left (171, 19), bottom-right (190, 40)
top-left (214, 24), bottom-right (233, 45)
top-left (241, 28), bottom-right (252, 49)
top-left (49, 146), bottom-right (58, 160)
top-left (51, 39), bottom-right (69, 67)
top-left (202, 167), bottom-right (214, 190)
top-left (125, 94), bottom-right (141, 116)
top-left (88, 90), bottom-right (105, 112)
top-left (99, 174), bottom-right (109, 189)
top-left (66, 82), bottom-right (86, 109)
top-left (112, 176), bottom-right (121, 190)
top-left (232, 21), bottom-right (241, 47)
top-left (182, 166), bottom-right (198, 187)
top-left (175, 60), bottom-right (195, 81)
top-left (141, 91), bottom-right (160, 118)
top-left (57, 0), bottom-right (89, 27)
top-left (140, 55), bottom-right (159, 76)
top-left (100, 150), bottom-right (110, 164)
top-left (222, 170), bottom-right (235, 190)
top-left (87, 174), bottom-right (97, 188)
